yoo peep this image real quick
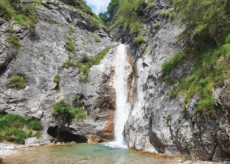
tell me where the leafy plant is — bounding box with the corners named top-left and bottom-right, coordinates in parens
top-left (134, 36), bottom-right (144, 45)
top-left (68, 26), bottom-right (75, 35)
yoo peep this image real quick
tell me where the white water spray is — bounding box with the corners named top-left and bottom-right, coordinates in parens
top-left (102, 44), bottom-right (131, 149)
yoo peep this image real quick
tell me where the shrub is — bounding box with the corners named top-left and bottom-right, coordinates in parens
top-left (52, 101), bottom-right (88, 123)
top-left (64, 38), bottom-right (74, 52)
top-left (7, 75), bottom-right (26, 89)
top-left (91, 34), bottom-right (100, 42)
top-left (54, 75), bottom-right (61, 83)
top-left (162, 52), bottom-right (184, 76)
top-left (52, 101), bottom-right (75, 123)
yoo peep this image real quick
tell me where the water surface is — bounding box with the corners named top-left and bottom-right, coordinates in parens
top-left (4, 144), bottom-right (178, 164)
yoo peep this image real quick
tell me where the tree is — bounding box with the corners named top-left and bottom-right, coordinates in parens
top-left (99, 13), bottom-right (108, 23)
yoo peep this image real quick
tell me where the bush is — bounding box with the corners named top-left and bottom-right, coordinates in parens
top-left (64, 38), bottom-right (74, 52)
top-left (52, 101), bottom-right (88, 123)
top-left (162, 52), bottom-right (184, 76)
top-left (91, 34), bottom-right (100, 42)
top-left (7, 75), bottom-right (26, 89)
top-left (54, 75), bottom-right (61, 83)
top-left (35, 131), bottom-right (41, 139)
top-left (52, 101), bottom-right (75, 123)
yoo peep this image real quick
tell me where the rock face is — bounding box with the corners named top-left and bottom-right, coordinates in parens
top-left (0, 1), bottom-right (116, 144)
top-left (109, 0), bottom-right (230, 162)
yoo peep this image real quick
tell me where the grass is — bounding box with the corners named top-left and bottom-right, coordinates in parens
top-left (7, 33), bottom-right (20, 50)
top-left (64, 61), bottom-right (74, 68)
top-left (59, 24), bottom-right (65, 27)
top-left (68, 26), bottom-right (75, 35)
top-left (64, 38), bottom-right (74, 52)
top-left (91, 34), bottom-right (100, 42)
top-left (52, 101), bottom-right (88, 123)
top-left (134, 36), bottom-right (144, 45)
top-left (162, 52), bottom-right (184, 76)
top-left (0, 0), bottom-right (39, 28)
top-left (7, 75), bottom-right (26, 89)
top-left (146, 2), bottom-right (155, 10)
top-left (160, 8), bottom-right (172, 17)
top-left (0, 114), bottom-right (42, 144)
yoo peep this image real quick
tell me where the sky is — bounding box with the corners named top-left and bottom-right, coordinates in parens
top-left (85, 0), bottom-right (111, 16)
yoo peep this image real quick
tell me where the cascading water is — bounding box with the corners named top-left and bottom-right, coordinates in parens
top-left (103, 44), bottom-right (131, 149)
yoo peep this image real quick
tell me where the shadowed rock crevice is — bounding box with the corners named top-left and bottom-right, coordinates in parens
top-left (58, 131), bottom-right (87, 143)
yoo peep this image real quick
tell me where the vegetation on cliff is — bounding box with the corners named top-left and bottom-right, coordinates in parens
top-left (0, 114), bottom-right (42, 144)
top-left (52, 101), bottom-right (88, 123)
top-left (162, 0), bottom-right (230, 115)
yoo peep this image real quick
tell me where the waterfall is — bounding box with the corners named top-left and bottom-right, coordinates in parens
top-left (102, 44), bottom-right (131, 149)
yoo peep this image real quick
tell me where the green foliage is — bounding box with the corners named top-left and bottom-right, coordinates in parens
top-left (142, 29), bottom-right (148, 36)
top-left (173, 0), bottom-right (230, 44)
top-left (27, 120), bottom-right (42, 131)
top-left (107, 0), bottom-right (119, 19)
top-left (7, 33), bottom-right (20, 50)
top-left (170, 44), bottom-right (230, 115)
top-left (94, 47), bottom-right (110, 65)
top-left (0, 114), bottom-right (42, 144)
top-left (226, 34), bottom-right (230, 44)
top-left (68, 26), bottom-right (75, 35)
top-left (35, 131), bottom-right (41, 139)
top-left (146, 2), bottom-right (155, 10)
top-left (54, 75), bottom-right (61, 83)
top-left (78, 75), bottom-right (88, 83)
top-left (65, 38), bottom-right (74, 52)
top-left (73, 94), bottom-right (78, 101)
top-left (166, 115), bottom-right (171, 124)
top-left (59, 24), bottom-right (65, 27)
top-left (108, 0), bottom-right (145, 33)
top-left (52, 101), bottom-right (75, 123)
top-left (155, 22), bottom-right (160, 27)
top-left (64, 61), bottom-right (74, 68)
top-left (99, 13), bottom-right (108, 23)
top-left (0, 0), bottom-right (40, 28)
top-left (91, 34), bottom-right (100, 42)
top-left (162, 52), bottom-right (184, 76)
top-left (134, 36), bottom-right (144, 45)
top-left (165, 76), bottom-right (175, 86)
top-left (7, 75), bottom-right (26, 89)
top-left (150, 48), bottom-right (153, 55)
top-left (52, 101), bottom-right (87, 123)
top-left (160, 8), bottom-right (172, 17)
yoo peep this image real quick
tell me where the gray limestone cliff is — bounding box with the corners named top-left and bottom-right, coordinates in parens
top-left (0, 0), bottom-right (116, 144)
top-left (109, 0), bottom-right (230, 162)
